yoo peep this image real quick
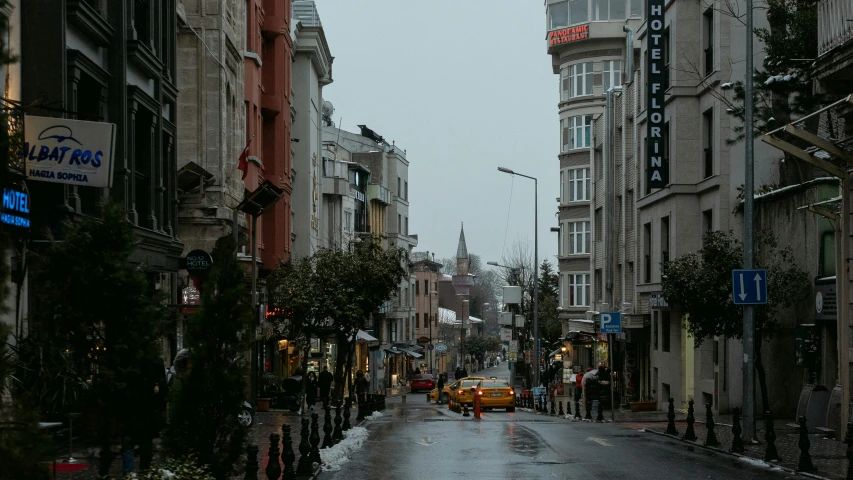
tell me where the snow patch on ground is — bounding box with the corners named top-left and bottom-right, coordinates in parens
top-left (738, 457), bottom-right (770, 469)
top-left (366, 411), bottom-right (383, 420)
top-left (320, 426), bottom-right (369, 472)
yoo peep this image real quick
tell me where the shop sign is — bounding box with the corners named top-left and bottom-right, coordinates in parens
top-left (184, 249), bottom-right (213, 276)
top-left (814, 282), bottom-right (837, 321)
top-left (180, 282), bottom-right (200, 314)
top-left (646, 0), bottom-right (668, 189)
top-left (1, 187), bottom-right (30, 229)
top-left (548, 24), bottom-right (590, 46)
top-left (24, 116), bottom-right (117, 188)
top-left (649, 291), bottom-right (669, 308)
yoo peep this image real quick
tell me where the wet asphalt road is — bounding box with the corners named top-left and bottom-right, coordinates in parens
top-left (323, 363), bottom-right (797, 480)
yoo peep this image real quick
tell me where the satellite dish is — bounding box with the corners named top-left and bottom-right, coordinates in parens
top-left (322, 101), bottom-right (334, 117)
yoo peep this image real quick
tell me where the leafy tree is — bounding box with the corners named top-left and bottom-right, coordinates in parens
top-left (660, 230), bottom-right (810, 414)
top-left (537, 260), bottom-right (562, 347)
top-left (23, 203), bottom-right (172, 475)
top-left (721, 0), bottom-right (821, 185)
top-left (463, 335), bottom-right (504, 369)
top-left (164, 235), bottom-right (254, 479)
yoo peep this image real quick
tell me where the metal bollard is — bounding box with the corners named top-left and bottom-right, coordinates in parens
top-left (309, 413), bottom-right (322, 465)
top-left (764, 411), bottom-right (778, 461)
top-left (704, 403), bottom-right (719, 447)
top-left (333, 401), bottom-right (344, 442)
top-left (343, 397), bottom-right (352, 431)
top-left (265, 433), bottom-right (282, 480)
top-left (244, 444), bottom-right (260, 480)
top-left (574, 399), bottom-right (581, 420)
top-left (296, 417), bottom-right (313, 476)
top-left (462, 403), bottom-right (470, 417)
top-left (584, 399), bottom-right (592, 420)
top-left (558, 401), bottom-right (564, 416)
top-left (730, 407), bottom-right (744, 453)
top-left (682, 400), bottom-right (697, 441)
top-left (797, 416), bottom-right (817, 472)
top-left (280, 425), bottom-right (296, 480)
top-left (473, 394), bottom-right (481, 419)
top-left (322, 403), bottom-right (333, 448)
top-left (665, 398), bottom-right (679, 435)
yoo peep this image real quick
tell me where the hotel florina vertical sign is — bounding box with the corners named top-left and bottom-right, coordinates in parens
top-left (646, 0), bottom-right (667, 189)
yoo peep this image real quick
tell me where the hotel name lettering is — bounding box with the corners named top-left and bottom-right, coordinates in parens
top-left (646, 0), bottom-right (668, 188)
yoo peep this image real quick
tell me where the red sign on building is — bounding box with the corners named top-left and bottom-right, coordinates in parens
top-left (548, 24), bottom-right (590, 46)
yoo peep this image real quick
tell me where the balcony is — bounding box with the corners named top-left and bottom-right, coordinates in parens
top-left (818, 0), bottom-right (853, 56)
top-left (322, 158), bottom-right (349, 196)
top-left (367, 184), bottom-right (392, 205)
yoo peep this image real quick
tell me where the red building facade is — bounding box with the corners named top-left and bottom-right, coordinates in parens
top-left (244, 0), bottom-right (293, 267)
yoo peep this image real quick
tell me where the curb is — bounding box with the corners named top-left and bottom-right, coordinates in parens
top-left (641, 428), bottom-right (835, 480)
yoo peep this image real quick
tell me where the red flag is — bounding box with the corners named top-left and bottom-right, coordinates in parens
top-left (237, 139), bottom-right (252, 180)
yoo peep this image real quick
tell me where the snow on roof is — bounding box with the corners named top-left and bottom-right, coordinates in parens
top-left (438, 307), bottom-right (483, 325)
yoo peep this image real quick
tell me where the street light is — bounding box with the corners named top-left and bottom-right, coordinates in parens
top-left (498, 166), bottom-right (540, 388)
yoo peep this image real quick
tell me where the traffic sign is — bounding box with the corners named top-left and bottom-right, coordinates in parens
top-left (508, 352), bottom-right (517, 362)
top-left (428, 343), bottom-right (434, 351)
top-left (600, 312), bottom-right (622, 334)
top-left (434, 344), bottom-right (448, 352)
top-left (732, 269), bottom-right (768, 305)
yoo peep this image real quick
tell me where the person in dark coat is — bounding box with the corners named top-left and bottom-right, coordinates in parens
top-left (355, 370), bottom-right (369, 404)
top-left (318, 366), bottom-right (333, 404)
top-left (306, 371), bottom-right (318, 411)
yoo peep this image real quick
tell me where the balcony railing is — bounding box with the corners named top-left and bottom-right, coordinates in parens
top-left (367, 184), bottom-right (392, 205)
top-left (293, 1), bottom-right (322, 27)
top-left (819, 0), bottom-right (853, 56)
top-left (322, 158), bottom-right (347, 179)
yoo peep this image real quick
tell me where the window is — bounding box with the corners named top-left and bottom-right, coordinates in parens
top-left (390, 321), bottom-right (397, 342)
top-left (703, 209), bottom-right (713, 235)
top-left (570, 115), bottom-right (592, 149)
top-left (704, 9), bottom-right (714, 75)
top-left (630, 0), bottom-right (642, 17)
top-left (404, 180), bottom-right (408, 200)
top-left (819, 230), bottom-right (836, 276)
top-left (568, 168), bottom-right (590, 201)
top-left (568, 221), bottom-right (591, 254)
top-left (569, 62), bottom-right (594, 97)
top-left (703, 108), bottom-right (713, 178)
top-left (652, 312), bottom-right (658, 350)
top-left (549, 1), bottom-right (569, 29)
top-left (404, 216), bottom-right (409, 236)
top-left (662, 311), bottom-right (671, 352)
top-left (594, 269), bottom-right (603, 301)
top-left (568, 274), bottom-right (590, 306)
top-left (560, 66), bottom-right (570, 102)
top-left (643, 222), bottom-right (652, 283)
top-left (661, 216), bottom-right (670, 264)
top-left (416, 313), bottom-right (420, 329)
top-left (560, 170), bottom-right (565, 203)
top-left (397, 176), bottom-right (401, 197)
top-left (568, 0), bottom-right (589, 25)
top-left (559, 223), bottom-right (564, 256)
top-left (344, 210), bottom-right (353, 232)
top-left (594, 0), bottom-right (628, 20)
top-left (603, 60), bottom-right (622, 92)
top-left (415, 279), bottom-right (420, 296)
top-left (404, 287), bottom-right (409, 307)
top-left (561, 118), bottom-right (570, 152)
top-left (423, 279), bottom-right (429, 295)
top-left (134, 0), bottom-right (152, 48)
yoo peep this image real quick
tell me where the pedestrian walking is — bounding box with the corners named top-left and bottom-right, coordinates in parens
top-left (306, 371), bottom-right (318, 411)
top-left (436, 373), bottom-right (445, 404)
top-left (355, 370), bottom-right (368, 404)
top-left (318, 366), bottom-right (333, 403)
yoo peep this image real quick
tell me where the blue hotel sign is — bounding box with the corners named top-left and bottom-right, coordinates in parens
top-left (23, 116), bottom-right (117, 188)
top-left (1, 188), bottom-right (30, 229)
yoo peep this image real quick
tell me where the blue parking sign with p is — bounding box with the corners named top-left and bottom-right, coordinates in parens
top-left (600, 312), bottom-right (622, 334)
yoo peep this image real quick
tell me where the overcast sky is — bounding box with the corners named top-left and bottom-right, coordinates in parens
top-left (318, 0), bottom-right (558, 268)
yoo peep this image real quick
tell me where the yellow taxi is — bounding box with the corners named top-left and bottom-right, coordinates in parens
top-left (473, 377), bottom-right (515, 412)
top-left (449, 377), bottom-right (486, 411)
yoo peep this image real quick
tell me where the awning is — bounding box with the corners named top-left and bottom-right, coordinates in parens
top-left (348, 329), bottom-right (378, 342)
top-left (383, 348), bottom-right (402, 355)
top-left (567, 318), bottom-right (595, 334)
top-left (399, 347), bottom-right (423, 358)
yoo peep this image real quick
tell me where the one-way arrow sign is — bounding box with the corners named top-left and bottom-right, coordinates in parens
top-left (732, 269), bottom-right (768, 305)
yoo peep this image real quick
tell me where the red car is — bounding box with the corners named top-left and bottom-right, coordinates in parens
top-left (410, 373), bottom-right (436, 393)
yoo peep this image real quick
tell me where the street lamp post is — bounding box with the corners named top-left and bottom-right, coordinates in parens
top-left (488, 261), bottom-right (522, 388)
top-left (498, 167), bottom-right (540, 388)
top-left (429, 289), bottom-right (437, 374)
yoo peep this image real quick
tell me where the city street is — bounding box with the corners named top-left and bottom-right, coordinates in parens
top-left (324, 363), bottom-right (794, 480)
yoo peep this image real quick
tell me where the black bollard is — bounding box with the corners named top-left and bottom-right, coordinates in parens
top-left (296, 417), bottom-right (313, 476)
top-left (574, 399), bottom-right (581, 420)
top-left (265, 433), bottom-right (282, 480)
top-left (704, 403), bottom-right (719, 447)
top-left (596, 400), bottom-right (604, 422)
top-left (280, 424), bottom-right (296, 480)
top-left (730, 407), bottom-right (744, 453)
top-left (356, 396), bottom-right (365, 421)
top-left (333, 401), bottom-right (344, 442)
top-left (322, 403), bottom-right (333, 448)
top-left (245, 444), bottom-right (260, 480)
top-left (558, 401), bottom-right (564, 416)
top-left (665, 398), bottom-right (679, 435)
top-left (382, 394), bottom-right (387, 411)
top-left (584, 398), bottom-right (592, 420)
top-left (551, 398), bottom-right (556, 415)
top-left (764, 411), bottom-right (779, 461)
top-left (343, 397), bottom-right (352, 431)
top-left (797, 416), bottom-right (817, 472)
top-left (309, 413), bottom-right (322, 466)
top-left (683, 400), bottom-right (697, 441)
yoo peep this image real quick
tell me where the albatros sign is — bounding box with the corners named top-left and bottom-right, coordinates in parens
top-left (646, 0), bottom-right (668, 189)
top-left (23, 116), bottom-right (117, 188)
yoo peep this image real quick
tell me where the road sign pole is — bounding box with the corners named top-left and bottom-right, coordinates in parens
top-left (743, 0), bottom-right (756, 443)
top-left (609, 333), bottom-right (615, 422)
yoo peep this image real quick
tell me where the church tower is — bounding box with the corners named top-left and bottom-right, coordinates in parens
top-left (451, 223), bottom-right (474, 366)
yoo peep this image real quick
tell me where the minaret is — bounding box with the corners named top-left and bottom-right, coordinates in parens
top-left (452, 223), bottom-right (474, 368)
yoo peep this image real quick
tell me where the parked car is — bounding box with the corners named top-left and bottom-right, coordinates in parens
top-left (410, 373), bottom-right (436, 393)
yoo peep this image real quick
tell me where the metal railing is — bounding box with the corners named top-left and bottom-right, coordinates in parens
top-left (819, 0), bottom-right (853, 56)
